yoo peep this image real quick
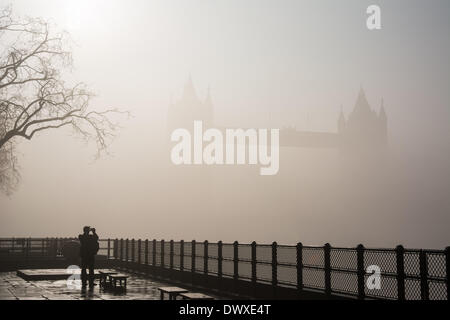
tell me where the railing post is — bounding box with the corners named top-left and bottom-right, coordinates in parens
top-left (45, 238), bottom-right (51, 257)
top-left (357, 244), bottom-right (365, 300)
top-left (170, 240), bottom-right (174, 269)
top-left (26, 238), bottom-right (30, 261)
top-left (145, 239), bottom-right (149, 265)
top-left (218, 241), bottom-right (223, 279)
top-left (46, 237), bottom-right (49, 257)
top-left (446, 246), bottom-right (450, 300)
top-left (233, 241), bottom-right (239, 293)
top-left (233, 241), bottom-right (239, 282)
top-left (152, 239), bottom-right (156, 266)
top-left (419, 250), bottom-right (429, 300)
top-left (272, 242), bottom-right (278, 298)
top-left (131, 239), bottom-right (135, 263)
top-left (107, 239), bottom-right (111, 259)
top-left (324, 243), bottom-right (331, 297)
top-left (27, 237), bottom-right (33, 258)
top-left (192, 240), bottom-right (196, 285)
top-left (192, 240), bottom-right (196, 273)
top-left (161, 240), bottom-right (165, 268)
top-left (125, 238), bottom-right (129, 262)
top-left (180, 240), bottom-right (184, 271)
top-left (204, 240), bottom-right (208, 275)
top-left (120, 239), bottom-right (123, 261)
top-left (137, 239), bottom-right (142, 265)
top-left (251, 241), bottom-right (257, 296)
top-left (42, 238), bottom-right (45, 255)
top-left (113, 238), bottom-right (119, 259)
top-left (296, 242), bottom-right (303, 291)
top-left (396, 245), bottom-right (405, 301)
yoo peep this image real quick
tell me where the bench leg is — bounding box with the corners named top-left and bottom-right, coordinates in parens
top-left (160, 291), bottom-right (164, 300)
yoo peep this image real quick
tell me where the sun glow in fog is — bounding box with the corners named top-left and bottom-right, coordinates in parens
top-left (63, 0), bottom-right (115, 32)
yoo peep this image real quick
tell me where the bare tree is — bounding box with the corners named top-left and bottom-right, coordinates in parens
top-left (0, 137), bottom-right (19, 195)
top-left (0, 6), bottom-right (125, 194)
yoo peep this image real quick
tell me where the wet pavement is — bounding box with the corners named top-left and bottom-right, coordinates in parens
top-left (0, 271), bottom-right (209, 300)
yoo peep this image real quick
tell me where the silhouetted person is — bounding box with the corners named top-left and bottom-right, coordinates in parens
top-left (78, 226), bottom-right (99, 288)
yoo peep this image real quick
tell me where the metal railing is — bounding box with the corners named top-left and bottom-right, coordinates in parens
top-left (0, 237), bottom-right (110, 258)
top-left (110, 239), bottom-right (449, 300)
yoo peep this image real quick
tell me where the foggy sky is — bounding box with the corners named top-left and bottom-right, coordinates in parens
top-left (1, 0), bottom-right (449, 249)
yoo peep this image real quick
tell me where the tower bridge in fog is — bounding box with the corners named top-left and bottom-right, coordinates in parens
top-left (167, 78), bottom-right (388, 154)
top-left (281, 88), bottom-right (387, 152)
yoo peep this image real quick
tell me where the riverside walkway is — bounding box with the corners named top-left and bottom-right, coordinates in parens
top-left (0, 270), bottom-right (223, 300)
top-left (0, 237), bottom-right (448, 300)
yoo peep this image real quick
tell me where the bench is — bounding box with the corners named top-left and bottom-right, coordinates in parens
top-left (179, 292), bottom-right (214, 300)
top-left (157, 286), bottom-right (188, 300)
top-left (108, 274), bottom-right (129, 291)
top-left (98, 270), bottom-right (118, 289)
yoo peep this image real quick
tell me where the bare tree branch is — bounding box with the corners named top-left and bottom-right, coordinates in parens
top-left (0, 5), bottom-right (128, 194)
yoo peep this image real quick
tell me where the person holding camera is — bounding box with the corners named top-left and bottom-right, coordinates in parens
top-left (78, 226), bottom-right (99, 288)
